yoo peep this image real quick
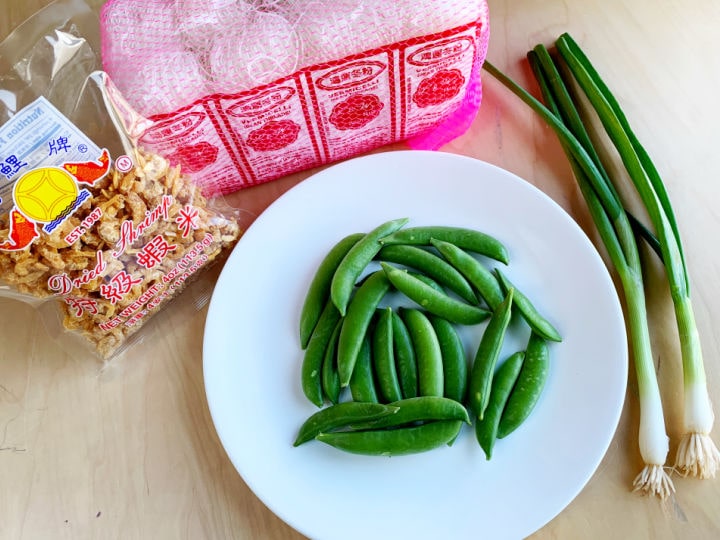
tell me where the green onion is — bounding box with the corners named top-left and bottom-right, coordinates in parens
top-left (484, 33), bottom-right (720, 489)
top-left (553, 33), bottom-right (719, 480)
top-left (482, 52), bottom-right (674, 498)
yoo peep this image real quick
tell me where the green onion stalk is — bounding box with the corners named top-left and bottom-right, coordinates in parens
top-left (483, 33), bottom-right (719, 491)
top-left (481, 54), bottom-right (675, 497)
top-left (552, 33), bottom-right (719, 480)
top-left (531, 44), bottom-right (680, 497)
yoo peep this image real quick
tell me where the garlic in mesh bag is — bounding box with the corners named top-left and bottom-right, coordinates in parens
top-left (0, 0), bottom-right (241, 360)
top-left (100, 0), bottom-right (490, 195)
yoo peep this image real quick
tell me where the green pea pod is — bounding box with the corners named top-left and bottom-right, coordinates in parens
top-left (430, 238), bottom-right (505, 310)
top-left (401, 308), bottom-right (444, 397)
top-left (376, 244), bottom-right (477, 304)
top-left (498, 333), bottom-right (550, 439)
top-left (321, 319), bottom-right (343, 404)
top-left (408, 272), bottom-right (446, 294)
top-left (391, 310), bottom-right (418, 399)
top-left (468, 288), bottom-right (514, 420)
top-left (475, 351), bottom-right (525, 459)
top-left (337, 270), bottom-right (392, 387)
top-left (293, 402), bottom-right (399, 446)
top-left (316, 419), bottom-right (464, 456)
top-left (300, 232), bottom-right (364, 349)
top-left (302, 299), bottom-right (342, 407)
top-left (331, 217), bottom-right (408, 316)
top-left (494, 268), bottom-right (562, 342)
top-left (372, 307), bottom-right (403, 403)
top-left (429, 315), bottom-right (468, 403)
top-left (378, 225), bottom-right (509, 265)
top-left (351, 396), bottom-right (470, 430)
top-left (381, 262), bottom-right (490, 325)
top-left (349, 335), bottom-right (379, 403)
top-left (356, 270), bottom-right (443, 292)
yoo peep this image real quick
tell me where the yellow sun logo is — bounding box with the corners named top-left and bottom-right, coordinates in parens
top-left (13, 167), bottom-right (79, 223)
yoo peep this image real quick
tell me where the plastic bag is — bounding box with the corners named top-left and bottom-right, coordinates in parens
top-left (0, 0), bottom-right (242, 360)
top-left (100, 0), bottom-right (491, 195)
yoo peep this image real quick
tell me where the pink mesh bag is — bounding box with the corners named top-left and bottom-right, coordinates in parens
top-left (100, 0), bottom-right (490, 195)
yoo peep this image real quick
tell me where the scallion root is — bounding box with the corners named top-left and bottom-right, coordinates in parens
top-left (632, 464), bottom-right (675, 500)
top-left (675, 432), bottom-right (720, 479)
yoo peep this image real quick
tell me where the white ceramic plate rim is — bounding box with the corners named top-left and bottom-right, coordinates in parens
top-left (203, 150), bottom-right (628, 540)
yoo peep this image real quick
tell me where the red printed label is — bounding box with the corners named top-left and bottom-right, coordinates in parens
top-left (226, 87), bottom-right (296, 118)
top-left (142, 112), bottom-right (205, 142)
top-left (317, 61), bottom-right (387, 91)
top-left (402, 27), bottom-right (478, 139)
top-left (135, 18), bottom-right (488, 195)
top-left (139, 103), bottom-right (233, 194)
top-left (168, 141), bottom-right (219, 173)
top-left (413, 69), bottom-right (465, 108)
top-left (407, 37), bottom-right (475, 66)
top-left (309, 52), bottom-right (394, 162)
top-left (94, 230), bottom-right (218, 332)
top-left (329, 94), bottom-right (384, 130)
top-left (216, 79), bottom-right (321, 186)
top-left (246, 120), bottom-right (302, 152)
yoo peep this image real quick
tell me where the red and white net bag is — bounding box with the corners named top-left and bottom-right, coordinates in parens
top-left (100, 0), bottom-right (490, 195)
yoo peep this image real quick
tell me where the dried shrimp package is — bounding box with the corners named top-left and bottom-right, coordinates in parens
top-left (0, 0), bottom-right (241, 360)
top-left (100, 0), bottom-right (491, 195)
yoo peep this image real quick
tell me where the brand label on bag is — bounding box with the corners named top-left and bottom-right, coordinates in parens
top-left (0, 97), bottom-right (102, 214)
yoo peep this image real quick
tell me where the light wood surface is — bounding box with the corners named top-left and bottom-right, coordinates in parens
top-left (2, 1), bottom-right (719, 538)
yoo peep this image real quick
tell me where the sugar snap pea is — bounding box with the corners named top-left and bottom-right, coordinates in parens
top-left (302, 299), bottom-right (342, 407)
top-left (391, 310), bottom-right (418, 399)
top-left (379, 225), bottom-right (509, 264)
top-left (401, 308), bottom-right (444, 397)
top-left (498, 332), bottom-right (550, 439)
top-left (337, 270), bottom-right (392, 387)
top-left (349, 335), bottom-right (379, 403)
top-left (331, 217), bottom-right (408, 316)
top-left (429, 315), bottom-right (469, 403)
top-left (293, 402), bottom-right (399, 446)
top-left (372, 307), bottom-right (403, 403)
top-left (494, 268), bottom-right (562, 342)
top-left (300, 232), bottom-right (364, 349)
top-left (376, 244), bottom-right (477, 303)
top-left (357, 270), bottom-right (445, 293)
top-left (381, 263), bottom-right (489, 325)
top-left (468, 288), bottom-right (514, 420)
top-left (316, 419), bottom-right (464, 456)
top-left (408, 272), bottom-right (446, 294)
top-left (295, 221), bottom-right (561, 460)
top-left (431, 238), bottom-right (505, 310)
top-left (475, 351), bottom-right (525, 459)
top-left (321, 319), bottom-right (343, 404)
top-left (351, 396), bottom-right (470, 430)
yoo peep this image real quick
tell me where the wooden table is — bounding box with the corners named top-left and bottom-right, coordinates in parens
top-left (2, 1), bottom-right (719, 538)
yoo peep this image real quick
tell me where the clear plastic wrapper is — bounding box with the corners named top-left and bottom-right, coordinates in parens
top-left (100, 0), bottom-right (491, 195)
top-left (0, 0), bottom-right (242, 360)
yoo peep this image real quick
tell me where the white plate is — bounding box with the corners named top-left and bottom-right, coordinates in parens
top-left (203, 150), bottom-right (627, 540)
